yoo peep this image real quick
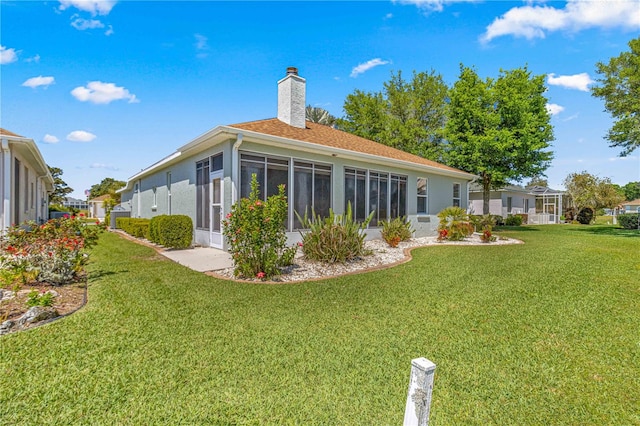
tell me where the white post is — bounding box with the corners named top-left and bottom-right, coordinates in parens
top-left (403, 357), bottom-right (436, 426)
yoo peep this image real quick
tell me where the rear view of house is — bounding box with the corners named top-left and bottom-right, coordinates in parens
top-left (0, 129), bottom-right (54, 232)
top-left (118, 68), bottom-right (476, 250)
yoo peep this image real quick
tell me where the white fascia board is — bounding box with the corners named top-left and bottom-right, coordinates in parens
top-left (5, 135), bottom-right (54, 188)
top-left (119, 127), bottom-right (235, 193)
top-left (227, 126), bottom-right (478, 181)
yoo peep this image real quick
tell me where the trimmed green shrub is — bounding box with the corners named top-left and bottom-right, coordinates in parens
top-left (116, 218), bottom-right (150, 239)
top-left (577, 208), bottom-right (594, 225)
top-left (297, 202), bottom-right (373, 264)
top-left (380, 216), bottom-right (413, 247)
top-left (149, 215), bottom-right (167, 243)
top-left (158, 215), bottom-right (193, 249)
top-left (437, 206), bottom-right (474, 241)
top-left (505, 215), bottom-right (523, 226)
top-left (223, 175), bottom-right (295, 279)
top-left (618, 213), bottom-right (639, 229)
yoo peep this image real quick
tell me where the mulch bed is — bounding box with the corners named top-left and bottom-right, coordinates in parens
top-left (1, 281), bottom-right (87, 323)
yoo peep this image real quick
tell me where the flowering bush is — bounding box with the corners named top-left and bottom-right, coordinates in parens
top-left (222, 174), bottom-right (296, 279)
top-left (479, 225), bottom-right (497, 243)
top-left (0, 215), bottom-right (106, 286)
top-left (437, 206), bottom-right (474, 241)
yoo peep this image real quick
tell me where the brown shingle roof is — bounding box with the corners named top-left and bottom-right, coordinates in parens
top-left (89, 194), bottom-right (112, 202)
top-left (229, 118), bottom-right (468, 175)
top-left (0, 128), bottom-right (24, 137)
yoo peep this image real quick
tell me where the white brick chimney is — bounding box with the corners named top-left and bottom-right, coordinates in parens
top-left (277, 67), bottom-right (306, 128)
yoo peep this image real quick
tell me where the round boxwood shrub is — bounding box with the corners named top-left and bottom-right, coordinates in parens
top-left (157, 215), bottom-right (193, 249)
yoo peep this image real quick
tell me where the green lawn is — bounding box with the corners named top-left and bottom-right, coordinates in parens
top-left (1, 225), bottom-right (639, 425)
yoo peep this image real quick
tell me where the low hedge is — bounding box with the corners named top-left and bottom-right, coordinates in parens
top-left (116, 218), bottom-right (150, 239)
top-left (505, 215), bottom-right (523, 226)
top-left (618, 213), bottom-right (639, 230)
top-left (149, 215), bottom-right (193, 249)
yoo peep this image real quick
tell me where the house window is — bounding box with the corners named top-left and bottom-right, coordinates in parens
top-left (166, 172), bottom-right (172, 215)
top-left (30, 182), bottom-right (35, 209)
top-left (345, 168), bottom-right (407, 225)
top-left (196, 158), bottom-right (210, 230)
top-left (344, 168), bottom-right (367, 222)
top-left (507, 196), bottom-right (512, 213)
top-left (417, 177), bottom-right (428, 215)
top-left (390, 174), bottom-right (407, 219)
top-left (24, 166), bottom-right (29, 212)
top-left (152, 187), bottom-right (157, 209)
top-left (240, 154), bottom-right (288, 201)
top-left (453, 183), bottom-right (461, 207)
top-left (524, 198), bottom-right (529, 213)
top-left (293, 161), bottom-right (332, 229)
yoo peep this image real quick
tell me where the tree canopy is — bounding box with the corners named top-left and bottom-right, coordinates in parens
top-left (591, 37), bottom-right (640, 156)
top-left (89, 177), bottom-right (126, 203)
top-left (47, 165), bottom-right (73, 205)
top-left (621, 181), bottom-right (640, 201)
top-left (338, 70), bottom-right (449, 161)
top-left (563, 171), bottom-right (625, 218)
top-left (445, 65), bottom-right (554, 214)
top-left (305, 105), bottom-right (337, 126)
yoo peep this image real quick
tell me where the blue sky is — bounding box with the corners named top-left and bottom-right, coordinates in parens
top-left (2, 0), bottom-right (639, 199)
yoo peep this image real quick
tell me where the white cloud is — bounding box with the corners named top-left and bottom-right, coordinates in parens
top-left (59, 0), bottom-right (116, 16)
top-left (481, 0), bottom-right (640, 43)
top-left (42, 134), bottom-right (60, 144)
top-left (547, 72), bottom-right (594, 91)
top-left (546, 103), bottom-right (564, 116)
top-left (384, 13), bottom-right (393, 20)
top-left (71, 81), bottom-right (139, 104)
top-left (90, 162), bottom-right (119, 171)
top-left (0, 45), bottom-right (18, 64)
top-left (22, 76), bottom-right (55, 89)
top-left (25, 54), bottom-right (41, 63)
top-left (67, 130), bottom-right (97, 142)
top-left (397, 0), bottom-right (478, 13)
top-left (350, 58), bottom-right (391, 78)
top-left (194, 34), bottom-right (209, 58)
top-left (71, 16), bottom-right (105, 30)
top-left (105, 25), bottom-right (114, 36)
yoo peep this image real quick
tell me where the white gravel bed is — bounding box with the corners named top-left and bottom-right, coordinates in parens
top-left (213, 233), bottom-right (522, 283)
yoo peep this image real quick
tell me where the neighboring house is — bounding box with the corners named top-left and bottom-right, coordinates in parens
top-left (620, 198), bottom-right (640, 214)
top-left (0, 128), bottom-right (54, 232)
top-left (469, 184), bottom-right (564, 224)
top-left (63, 196), bottom-right (89, 211)
top-left (88, 194), bottom-right (110, 220)
top-left (119, 68), bottom-right (476, 249)
top-left (469, 184), bottom-right (536, 218)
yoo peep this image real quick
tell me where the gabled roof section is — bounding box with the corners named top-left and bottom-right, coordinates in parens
top-left (0, 128), bottom-right (23, 137)
top-left (623, 198), bottom-right (640, 206)
top-left (89, 194), bottom-right (112, 203)
top-left (229, 118), bottom-right (471, 176)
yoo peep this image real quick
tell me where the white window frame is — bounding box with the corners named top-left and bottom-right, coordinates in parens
top-left (417, 177), bottom-right (428, 215)
top-left (453, 182), bottom-right (461, 207)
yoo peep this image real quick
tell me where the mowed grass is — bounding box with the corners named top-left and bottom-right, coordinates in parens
top-left (1, 225), bottom-right (639, 425)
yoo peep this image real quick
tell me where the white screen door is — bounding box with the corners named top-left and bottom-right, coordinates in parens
top-left (210, 172), bottom-right (224, 249)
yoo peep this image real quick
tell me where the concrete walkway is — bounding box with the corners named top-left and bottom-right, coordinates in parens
top-left (159, 246), bottom-right (233, 272)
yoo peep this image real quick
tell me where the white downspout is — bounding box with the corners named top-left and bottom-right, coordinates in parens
top-left (1, 138), bottom-right (11, 232)
top-left (231, 133), bottom-right (243, 204)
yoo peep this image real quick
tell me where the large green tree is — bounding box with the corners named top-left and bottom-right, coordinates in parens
top-left (445, 65), bottom-right (554, 214)
top-left (622, 181), bottom-right (640, 201)
top-left (339, 70), bottom-right (449, 161)
top-left (89, 177), bottom-right (126, 203)
top-left (563, 171), bottom-right (625, 219)
top-left (47, 165), bottom-right (73, 205)
top-left (591, 37), bottom-right (640, 156)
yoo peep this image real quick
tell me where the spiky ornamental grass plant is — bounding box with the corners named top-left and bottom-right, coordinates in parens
top-left (296, 203), bottom-right (374, 263)
top-left (222, 174), bottom-right (296, 280)
top-left (380, 217), bottom-right (414, 247)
